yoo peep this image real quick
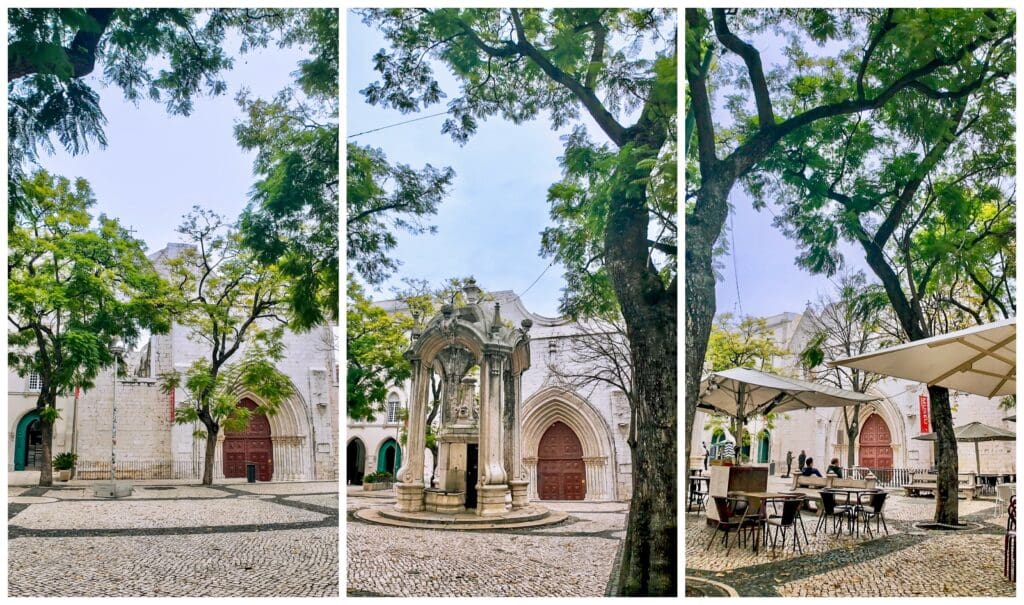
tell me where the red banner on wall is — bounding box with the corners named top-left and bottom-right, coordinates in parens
top-left (919, 395), bottom-right (930, 433)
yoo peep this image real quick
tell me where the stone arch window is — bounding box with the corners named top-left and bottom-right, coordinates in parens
top-left (386, 393), bottom-right (401, 424)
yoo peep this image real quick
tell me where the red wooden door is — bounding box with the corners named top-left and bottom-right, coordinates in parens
top-left (537, 421), bottom-right (586, 500)
top-left (859, 413), bottom-right (893, 468)
top-left (223, 399), bottom-right (274, 481)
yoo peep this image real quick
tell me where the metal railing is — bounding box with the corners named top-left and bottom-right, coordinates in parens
top-left (843, 467), bottom-right (931, 487)
top-left (74, 459), bottom-right (201, 480)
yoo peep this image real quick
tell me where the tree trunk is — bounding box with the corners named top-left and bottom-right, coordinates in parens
top-left (928, 384), bottom-right (959, 524)
top-left (38, 416), bottom-right (54, 487)
top-left (603, 127), bottom-right (676, 596)
top-left (683, 177), bottom-right (731, 507)
top-left (202, 424), bottom-right (218, 486)
top-left (845, 405), bottom-right (860, 468)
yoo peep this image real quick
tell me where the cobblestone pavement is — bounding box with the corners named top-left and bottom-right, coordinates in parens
top-left (686, 485), bottom-right (1016, 597)
top-left (9, 481), bottom-right (338, 597)
top-left (347, 493), bottom-right (626, 597)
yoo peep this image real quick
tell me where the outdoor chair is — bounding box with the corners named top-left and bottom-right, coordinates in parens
top-left (775, 492), bottom-right (811, 544)
top-left (706, 496), bottom-right (763, 555)
top-left (1005, 496), bottom-right (1016, 582)
top-left (765, 496), bottom-right (806, 554)
top-left (816, 489), bottom-right (854, 535)
top-left (688, 478), bottom-right (708, 513)
top-left (855, 490), bottom-right (889, 537)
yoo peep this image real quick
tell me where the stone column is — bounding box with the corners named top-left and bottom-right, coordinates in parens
top-left (395, 357), bottom-right (428, 512)
top-left (214, 435), bottom-right (225, 480)
top-left (508, 371), bottom-right (528, 508)
top-left (523, 457), bottom-right (538, 500)
top-left (583, 456), bottom-right (608, 501)
top-left (477, 351), bottom-right (509, 515)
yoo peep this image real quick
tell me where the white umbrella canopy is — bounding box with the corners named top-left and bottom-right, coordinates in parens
top-left (699, 367), bottom-right (880, 420)
top-left (912, 421), bottom-right (1016, 476)
top-left (830, 317), bottom-right (1016, 398)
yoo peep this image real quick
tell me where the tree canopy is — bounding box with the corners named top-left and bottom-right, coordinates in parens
top-left (8, 169), bottom-right (172, 485)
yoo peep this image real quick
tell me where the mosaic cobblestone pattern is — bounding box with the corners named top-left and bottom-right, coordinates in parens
top-left (686, 487), bottom-right (1016, 597)
top-left (9, 482), bottom-right (338, 597)
top-left (347, 492), bottom-right (626, 596)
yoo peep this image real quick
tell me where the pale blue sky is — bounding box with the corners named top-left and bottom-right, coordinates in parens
top-left (36, 35), bottom-right (306, 255)
top-left (347, 11), bottom-right (600, 318)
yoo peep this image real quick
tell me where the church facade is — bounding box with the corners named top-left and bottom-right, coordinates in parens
top-left (8, 243), bottom-right (340, 482)
top-left (690, 310), bottom-right (1016, 478)
top-left (346, 290), bottom-right (634, 502)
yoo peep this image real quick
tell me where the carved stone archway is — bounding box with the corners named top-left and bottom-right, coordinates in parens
top-left (522, 387), bottom-right (618, 501)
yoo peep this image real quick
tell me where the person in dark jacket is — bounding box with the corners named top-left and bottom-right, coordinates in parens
top-left (826, 458), bottom-right (843, 477)
top-left (798, 449), bottom-right (807, 471)
top-left (801, 457), bottom-right (822, 477)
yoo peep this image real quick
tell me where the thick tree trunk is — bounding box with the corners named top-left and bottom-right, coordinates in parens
top-left (683, 177), bottom-right (731, 503)
top-left (928, 384), bottom-right (959, 524)
top-left (202, 424), bottom-right (218, 486)
top-left (845, 406), bottom-right (860, 468)
top-left (38, 417), bottom-right (54, 487)
top-left (604, 129), bottom-right (676, 596)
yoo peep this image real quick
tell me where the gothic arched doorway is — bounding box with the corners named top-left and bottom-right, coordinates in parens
top-left (14, 411), bottom-right (43, 471)
top-left (537, 421), bottom-right (586, 500)
top-left (377, 439), bottom-right (401, 475)
top-left (347, 439), bottom-right (365, 485)
top-left (223, 399), bottom-right (274, 481)
top-left (859, 413), bottom-right (893, 469)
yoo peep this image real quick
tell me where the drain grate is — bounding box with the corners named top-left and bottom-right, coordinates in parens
top-left (144, 486), bottom-right (176, 491)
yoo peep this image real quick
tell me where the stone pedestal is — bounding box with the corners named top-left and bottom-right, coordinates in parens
top-left (509, 480), bottom-right (529, 509)
top-left (93, 480), bottom-right (133, 498)
top-left (477, 484), bottom-right (510, 516)
top-left (394, 482), bottom-right (425, 512)
top-left (424, 489), bottom-right (466, 514)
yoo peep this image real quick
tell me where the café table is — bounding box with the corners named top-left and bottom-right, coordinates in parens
top-left (728, 491), bottom-right (802, 551)
top-left (826, 487), bottom-right (876, 536)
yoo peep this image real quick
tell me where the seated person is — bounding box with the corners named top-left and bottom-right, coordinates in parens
top-left (801, 457), bottom-right (823, 477)
top-left (826, 458), bottom-right (843, 478)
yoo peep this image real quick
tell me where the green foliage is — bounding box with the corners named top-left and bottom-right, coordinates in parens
top-left (237, 9), bottom-right (339, 330)
top-left (8, 169), bottom-right (173, 405)
top-left (52, 451), bottom-right (78, 470)
top-left (705, 314), bottom-right (788, 373)
top-left (347, 275), bottom-right (413, 421)
top-left (363, 471), bottom-right (394, 484)
top-left (346, 143), bottom-right (453, 286)
top-left (359, 7), bottom-right (677, 319)
top-left (159, 207), bottom-right (293, 438)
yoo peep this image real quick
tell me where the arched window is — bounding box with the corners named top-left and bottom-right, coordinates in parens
top-left (386, 393), bottom-right (400, 424)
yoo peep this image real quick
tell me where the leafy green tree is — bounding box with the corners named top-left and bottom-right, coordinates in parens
top-left (157, 208), bottom-right (293, 485)
top-left (799, 273), bottom-right (891, 467)
top-left (237, 9), bottom-right (340, 330)
top-left (705, 314), bottom-right (788, 452)
top-left (8, 170), bottom-right (172, 486)
top-left (346, 143), bottom-right (454, 286)
top-left (6, 8), bottom-right (298, 225)
top-left (358, 9), bottom-right (677, 594)
top-left (685, 7), bottom-right (1014, 525)
top-left (347, 275), bottom-right (413, 422)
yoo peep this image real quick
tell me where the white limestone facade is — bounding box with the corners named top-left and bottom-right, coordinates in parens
top-left (690, 310), bottom-right (1016, 477)
top-left (347, 290), bottom-right (634, 502)
top-left (8, 243), bottom-right (340, 481)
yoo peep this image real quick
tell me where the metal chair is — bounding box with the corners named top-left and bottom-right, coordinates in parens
top-left (1005, 496), bottom-right (1016, 582)
top-left (765, 496), bottom-right (806, 554)
top-left (816, 489), bottom-right (854, 535)
top-left (688, 477), bottom-right (708, 513)
top-left (855, 490), bottom-right (889, 536)
top-left (706, 496), bottom-right (762, 554)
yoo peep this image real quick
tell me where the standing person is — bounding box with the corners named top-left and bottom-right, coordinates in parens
top-left (798, 449), bottom-right (807, 471)
top-left (702, 442), bottom-right (709, 471)
top-left (826, 458), bottom-right (843, 478)
top-left (785, 451), bottom-right (794, 477)
top-left (801, 457), bottom-right (823, 477)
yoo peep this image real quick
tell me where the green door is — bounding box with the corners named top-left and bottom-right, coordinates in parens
top-left (377, 439), bottom-right (402, 474)
top-left (14, 410), bottom-right (42, 471)
top-left (758, 431), bottom-right (770, 464)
